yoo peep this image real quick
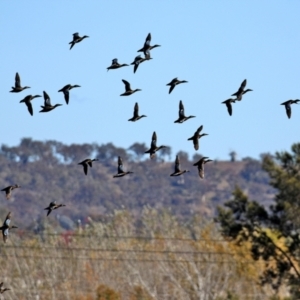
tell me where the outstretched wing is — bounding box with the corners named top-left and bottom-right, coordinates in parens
top-left (117, 156), bottom-right (124, 173)
top-left (195, 125), bottom-right (203, 135)
top-left (285, 104), bottom-right (291, 118)
top-left (15, 72), bottom-right (21, 88)
top-left (226, 101), bottom-right (233, 116)
top-left (178, 100), bottom-right (185, 117)
top-left (25, 101), bottom-right (33, 116)
top-left (43, 91), bottom-right (51, 106)
top-left (174, 155), bottom-right (181, 173)
top-left (151, 132), bottom-right (157, 148)
top-left (198, 164), bottom-right (205, 179)
top-left (63, 90), bottom-right (69, 105)
top-left (122, 79), bottom-right (131, 92)
top-left (133, 102), bottom-right (139, 118)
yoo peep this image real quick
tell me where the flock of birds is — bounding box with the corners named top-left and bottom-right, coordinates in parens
top-left (1, 31), bottom-right (299, 295)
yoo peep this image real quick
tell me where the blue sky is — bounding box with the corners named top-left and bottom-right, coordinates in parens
top-left (1, 1), bottom-right (300, 161)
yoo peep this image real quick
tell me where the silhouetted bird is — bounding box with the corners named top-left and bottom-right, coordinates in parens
top-left (107, 58), bottom-right (129, 71)
top-left (166, 78), bottom-right (188, 94)
top-left (281, 99), bottom-right (300, 119)
top-left (10, 72), bottom-right (30, 93)
top-left (170, 155), bottom-right (189, 176)
top-left (40, 91), bottom-right (62, 113)
top-left (113, 156), bottom-right (133, 178)
top-left (222, 98), bottom-right (236, 116)
top-left (58, 84), bottom-right (81, 105)
top-left (0, 282), bottom-right (10, 294)
top-left (120, 79), bottom-right (141, 96)
top-left (44, 201), bottom-right (66, 216)
top-left (19, 95), bottom-right (42, 116)
top-left (193, 157), bottom-right (213, 179)
top-left (1, 185), bottom-right (20, 200)
top-left (187, 125), bottom-right (208, 150)
top-left (78, 158), bottom-right (98, 175)
top-left (128, 102), bottom-right (147, 122)
top-left (0, 212), bottom-right (17, 243)
top-left (174, 100), bottom-right (196, 123)
top-left (69, 32), bottom-right (89, 50)
top-left (231, 79), bottom-right (252, 101)
top-left (137, 33), bottom-right (161, 56)
top-left (145, 131), bottom-right (167, 159)
top-left (131, 54), bottom-right (152, 73)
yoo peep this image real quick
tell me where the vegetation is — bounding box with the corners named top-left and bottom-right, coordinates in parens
top-left (216, 143), bottom-right (300, 298)
top-left (1, 208), bottom-right (267, 299)
top-left (0, 138), bottom-right (273, 227)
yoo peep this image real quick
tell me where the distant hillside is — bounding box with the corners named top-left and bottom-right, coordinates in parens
top-left (0, 138), bottom-right (275, 229)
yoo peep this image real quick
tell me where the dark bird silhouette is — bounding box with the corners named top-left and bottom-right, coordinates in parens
top-left (222, 98), bottom-right (236, 116)
top-left (19, 95), bottom-right (42, 116)
top-left (131, 54), bottom-right (152, 73)
top-left (187, 125), bottom-right (208, 150)
top-left (40, 91), bottom-right (62, 113)
top-left (107, 58), bottom-right (129, 71)
top-left (120, 79), bottom-right (141, 96)
top-left (44, 201), bottom-right (66, 216)
top-left (0, 282), bottom-right (10, 294)
top-left (231, 79), bottom-right (252, 101)
top-left (170, 155), bottom-right (189, 176)
top-left (69, 32), bottom-right (89, 50)
top-left (10, 72), bottom-right (30, 93)
top-left (58, 84), bottom-right (81, 105)
top-left (128, 102), bottom-right (147, 122)
top-left (174, 100), bottom-right (196, 123)
top-left (78, 158), bottom-right (98, 175)
top-left (137, 33), bottom-right (161, 56)
top-left (166, 78), bottom-right (188, 94)
top-left (0, 212), bottom-right (17, 243)
top-left (113, 156), bottom-right (133, 178)
top-left (1, 185), bottom-right (20, 200)
top-left (193, 157), bottom-right (213, 179)
top-left (145, 131), bottom-right (167, 159)
top-left (281, 99), bottom-right (300, 119)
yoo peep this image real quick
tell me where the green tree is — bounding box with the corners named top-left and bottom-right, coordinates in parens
top-left (216, 143), bottom-right (300, 297)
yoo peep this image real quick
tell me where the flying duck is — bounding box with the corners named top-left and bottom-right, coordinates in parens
top-left (40, 91), bottom-right (62, 113)
top-left (113, 156), bottom-right (133, 178)
top-left (0, 282), bottom-right (10, 294)
top-left (120, 79), bottom-right (141, 96)
top-left (0, 212), bottom-right (17, 243)
top-left (1, 185), bottom-right (20, 200)
top-left (166, 78), bottom-right (188, 94)
top-left (222, 98), bottom-right (236, 116)
top-left (231, 79), bottom-right (252, 101)
top-left (69, 32), bottom-right (89, 50)
top-left (107, 59), bottom-right (129, 71)
top-left (281, 99), bottom-right (300, 119)
top-left (144, 131), bottom-right (167, 159)
top-left (174, 100), bottom-right (196, 123)
top-left (10, 72), bottom-right (30, 93)
top-left (137, 33), bottom-right (161, 56)
top-left (193, 157), bottom-right (213, 179)
top-left (19, 95), bottom-right (42, 116)
top-left (58, 84), bottom-right (81, 105)
top-left (78, 158), bottom-right (98, 175)
top-left (187, 125), bottom-right (208, 150)
top-left (131, 53), bottom-right (152, 73)
top-left (170, 155), bottom-right (189, 176)
top-left (128, 102), bottom-right (147, 122)
top-left (44, 201), bottom-right (66, 216)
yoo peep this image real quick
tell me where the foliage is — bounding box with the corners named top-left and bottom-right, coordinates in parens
top-left (0, 208), bottom-right (266, 299)
top-left (0, 138), bottom-right (273, 228)
top-left (216, 143), bottom-right (300, 298)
